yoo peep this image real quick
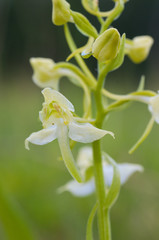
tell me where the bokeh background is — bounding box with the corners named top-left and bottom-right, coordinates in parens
top-left (0, 0), bottom-right (159, 239)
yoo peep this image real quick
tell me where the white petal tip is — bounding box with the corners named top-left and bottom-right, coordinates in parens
top-left (57, 186), bottom-right (66, 194)
top-left (136, 165), bottom-right (144, 172)
top-left (107, 131), bottom-right (115, 139)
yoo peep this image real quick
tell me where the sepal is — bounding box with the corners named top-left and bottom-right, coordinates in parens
top-left (107, 33), bottom-right (125, 71)
top-left (71, 11), bottom-right (98, 38)
top-left (92, 28), bottom-right (120, 62)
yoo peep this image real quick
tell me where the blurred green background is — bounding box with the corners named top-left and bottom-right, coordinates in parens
top-left (0, 0), bottom-right (159, 239)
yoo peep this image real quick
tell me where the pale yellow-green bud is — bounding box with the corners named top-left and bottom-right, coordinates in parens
top-left (52, 0), bottom-right (71, 25)
top-left (92, 28), bottom-right (120, 62)
top-left (126, 36), bottom-right (154, 64)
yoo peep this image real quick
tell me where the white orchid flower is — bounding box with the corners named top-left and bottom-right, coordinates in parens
top-left (25, 88), bottom-right (114, 182)
top-left (59, 147), bottom-right (143, 197)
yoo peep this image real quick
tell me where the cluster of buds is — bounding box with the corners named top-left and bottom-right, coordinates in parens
top-left (52, 0), bottom-right (153, 65)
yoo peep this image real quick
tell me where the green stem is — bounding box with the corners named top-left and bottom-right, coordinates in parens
top-left (54, 62), bottom-right (96, 88)
top-left (102, 88), bottom-right (156, 102)
top-left (86, 203), bottom-right (98, 240)
top-left (105, 209), bottom-right (112, 240)
top-left (100, 1), bottom-right (124, 34)
top-left (64, 24), bottom-right (96, 83)
top-left (92, 64), bottom-right (109, 240)
top-left (92, 140), bottom-right (106, 240)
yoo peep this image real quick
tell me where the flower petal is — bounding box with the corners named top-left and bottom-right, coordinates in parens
top-left (25, 126), bottom-right (57, 150)
top-left (68, 121), bottom-right (114, 143)
top-left (103, 163), bottom-right (143, 186)
top-left (42, 88), bottom-right (74, 112)
top-left (58, 179), bottom-right (95, 197)
top-left (148, 94), bottom-right (159, 124)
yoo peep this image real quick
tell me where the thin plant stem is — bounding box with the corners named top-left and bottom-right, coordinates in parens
top-left (105, 209), bottom-right (112, 240)
top-left (64, 24), bottom-right (96, 83)
top-left (92, 64), bottom-right (110, 240)
top-left (92, 140), bottom-right (106, 240)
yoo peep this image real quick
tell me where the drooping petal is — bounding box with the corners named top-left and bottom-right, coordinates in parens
top-left (68, 121), bottom-right (114, 143)
top-left (42, 88), bottom-right (74, 112)
top-left (103, 163), bottom-right (143, 186)
top-left (58, 179), bottom-right (95, 197)
top-left (56, 119), bottom-right (83, 183)
top-left (25, 125), bottom-right (58, 150)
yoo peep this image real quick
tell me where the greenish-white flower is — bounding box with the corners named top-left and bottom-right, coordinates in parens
top-left (25, 88), bottom-right (114, 182)
top-left (59, 147), bottom-right (143, 197)
top-left (125, 36), bottom-right (154, 63)
top-left (30, 58), bottom-right (72, 90)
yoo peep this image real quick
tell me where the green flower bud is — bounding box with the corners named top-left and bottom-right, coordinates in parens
top-left (52, 0), bottom-right (71, 25)
top-left (71, 11), bottom-right (98, 38)
top-left (126, 36), bottom-right (154, 64)
top-left (92, 28), bottom-right (120, 62)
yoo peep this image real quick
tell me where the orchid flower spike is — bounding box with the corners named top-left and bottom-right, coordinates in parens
top-left (59, 147), bottom-right (143, 197)
top-left (25, 88), bottom-right (114, 182)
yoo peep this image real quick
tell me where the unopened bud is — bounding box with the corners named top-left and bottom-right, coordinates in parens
top-left (52, 0), bottom-right (71, 25)
top-left (71, 11), bottom-right (98, 38)
top-left (92, 28), bottom-right (120, 62)
top-left (126, 36), bottom-right (154, 63)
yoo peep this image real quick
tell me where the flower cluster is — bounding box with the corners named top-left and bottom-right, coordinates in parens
top-left (25, 0), bottom-right (157, 239)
